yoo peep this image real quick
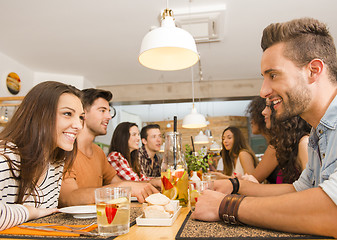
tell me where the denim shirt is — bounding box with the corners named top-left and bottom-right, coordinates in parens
top-left (293, 95), bottom-right (337, 205)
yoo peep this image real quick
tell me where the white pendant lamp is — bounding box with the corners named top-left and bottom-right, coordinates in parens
top-left (182, 105), bottom-right (207, 128)
top-left (210, 141), bottom-right (221, 151)
top-left (159, 142), bottom-right (165, 153)
top-left (194, 131), bottom-right (209, 144)
top-left (182, 67), bottom-right (207, 129)
top-left (139, 7), bottom-right (199, 71)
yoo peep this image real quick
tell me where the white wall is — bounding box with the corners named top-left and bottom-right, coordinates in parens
top-left (0, 52), bottom-right (34, 97)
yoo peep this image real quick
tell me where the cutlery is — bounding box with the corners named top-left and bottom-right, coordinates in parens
top-left (18, 225), bottom-right (99, 236)
top-left (41, 222), bottom-right (96, 231)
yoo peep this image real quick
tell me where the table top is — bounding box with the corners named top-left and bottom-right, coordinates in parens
top-left (116, 206), bottom-right (190, 240)
top-left (0, 203), bottom-right (332, 240)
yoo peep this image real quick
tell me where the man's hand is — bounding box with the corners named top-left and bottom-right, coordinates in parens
top-left (25, 206), bottom-right (59, 221)
top-left (128, 182), bottom-right (159, 203)
top-left (213, 179), bottom-right (233, 194)
top-left (190, 190), bottom-right (226, 221)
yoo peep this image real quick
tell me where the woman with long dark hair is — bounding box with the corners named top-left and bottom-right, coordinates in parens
top-left (0, 81), bottom-right (84, 230)
top-left (246, 96), bottom-right (279, 183)
top-left (245, 97), bottom-right (310, 184)
top-left (215, 126), bottom-right (258, 177)
top-left (107, 122), bottom-right (160, 187)
top-left (268, 101), bottom-right (311, 183)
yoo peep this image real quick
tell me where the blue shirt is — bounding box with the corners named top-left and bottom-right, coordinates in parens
top-left (293, 95), bottom-right (337, 205)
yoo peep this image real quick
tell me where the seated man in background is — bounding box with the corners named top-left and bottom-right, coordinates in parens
top-left (59, 88), bottom-right (158, 207)
top-left (139, 124), bottom-right (162, 177)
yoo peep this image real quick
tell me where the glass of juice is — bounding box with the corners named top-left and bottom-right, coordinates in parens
top-left (95, 187), bottom-right (131, 236)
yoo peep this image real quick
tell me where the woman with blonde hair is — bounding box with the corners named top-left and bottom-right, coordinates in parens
top-left (0, 81), bottom-right (84, 230)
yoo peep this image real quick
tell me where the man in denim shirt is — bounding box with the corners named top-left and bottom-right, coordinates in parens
top-left (191, 18), bottom-right (337, 238)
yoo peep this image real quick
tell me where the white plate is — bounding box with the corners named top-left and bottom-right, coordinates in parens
top-left (136, 206), bottom-right (181, 226)
top-left (59, 205), bottom-right (97, 219)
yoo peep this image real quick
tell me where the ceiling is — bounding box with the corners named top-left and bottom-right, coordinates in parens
top-left (0, 0), bottom-right (337, 89)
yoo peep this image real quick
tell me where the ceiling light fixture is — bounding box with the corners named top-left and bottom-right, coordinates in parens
top-left (182, 65), bottom-right (207, 129)
top-left (139, 1), bottom-right (199, 71)
top-left (210, 141), bottom-right (221, 151)
top-left (194, 131), bottom-right (209, 144)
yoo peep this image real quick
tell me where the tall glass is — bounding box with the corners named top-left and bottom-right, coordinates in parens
top-left (161, 132), bottom-right (189, 207)
top-left (95, 187), bottom-right (131, 236)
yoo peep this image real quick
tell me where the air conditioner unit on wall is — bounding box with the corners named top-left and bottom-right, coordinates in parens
top-left (174, 10), bottom-right (225, 43)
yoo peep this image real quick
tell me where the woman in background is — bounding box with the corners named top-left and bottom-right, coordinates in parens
top-left (246, 96), bottom-right (279, 183)
top-left (245, 97), bottom-right (310, 184)
top-left (214, 126), bottom-right (258, 178)
top-left (108, 122), bottom-right (160, 187)
top-left (267, 100), bottom-right (311, 183)
top-left (0, 81), bottom-right (84, 231)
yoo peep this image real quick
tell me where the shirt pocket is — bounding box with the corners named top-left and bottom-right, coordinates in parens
top-left (321, 160), bottom-right (337, 181)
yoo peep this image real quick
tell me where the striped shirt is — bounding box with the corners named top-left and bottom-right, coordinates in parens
top-left (0, 145), bottom-right (64, 231)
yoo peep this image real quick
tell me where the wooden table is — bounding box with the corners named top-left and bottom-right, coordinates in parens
top-left (116, 205), bottom-right (190, 240)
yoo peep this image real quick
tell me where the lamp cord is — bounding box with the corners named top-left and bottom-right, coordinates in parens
top-left (191, 66), bottom-right (195, 106)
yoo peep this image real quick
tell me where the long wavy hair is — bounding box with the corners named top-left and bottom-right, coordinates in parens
top-left (269, 107), bottom-right (311, 183)
top-left (221, 126), bottom-right (258, 176)
top-left (246, 96), bottom-right (270, 138)
top-left (109, 122), bottom-right (140, 176)
top-left (0, 81), bottom-right (83, 205)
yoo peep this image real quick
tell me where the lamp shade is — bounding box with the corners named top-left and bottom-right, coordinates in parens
top-left (194, 131), bottom-right (209, 144)
top-left (159, 142), bottom-right (165, 153)
top-left (182, 106), bottom-right (207, 129)
top-left (139, 13), bottom-right (199, 71)
top-left (210, 141), bottom-right (221, 151)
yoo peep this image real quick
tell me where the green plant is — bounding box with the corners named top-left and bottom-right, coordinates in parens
top-left (184, 144), bottom-right (212, 173)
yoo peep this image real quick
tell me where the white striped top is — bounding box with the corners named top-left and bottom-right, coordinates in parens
top-left (0, 145), bottom-right (64, 231)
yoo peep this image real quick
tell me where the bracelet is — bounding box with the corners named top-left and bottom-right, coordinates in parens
top-left (229, 177), bottom-right (240, 194)
top-left (218, 194), bottom-right (246, 225)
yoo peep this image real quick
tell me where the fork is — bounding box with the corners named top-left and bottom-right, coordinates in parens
top-left (41, 222), bottom-right (96, 231)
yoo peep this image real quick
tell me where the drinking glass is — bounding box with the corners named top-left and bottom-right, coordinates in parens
top-left (95, 187), bottom-right (131, 236)
top-left (189, 180), bottom-right (213, 211)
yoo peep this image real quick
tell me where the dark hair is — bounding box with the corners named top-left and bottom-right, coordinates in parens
top-left (109, 122), bottom-right (140, 176)
top-left (81, 88), bottom-right (112, 110)
top-left (261, 18), bottom-right (337, 83)
top-left (140, 124), bottom-right (160, 141)
top-left (220, 126), bottom-right (258, 176)
top-left (269, 109), bottom-right (311, 183)
top-left (246, 96), bottom-right (270, 136)
top-left (0, 81), bottom-right (83, 205)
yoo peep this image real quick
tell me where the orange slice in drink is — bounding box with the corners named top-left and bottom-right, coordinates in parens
top-left (163, 186), bottom-right (178, 200)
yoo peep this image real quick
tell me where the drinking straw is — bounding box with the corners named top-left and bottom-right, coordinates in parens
top-left (173, 116), bottom-right (177, 168)
top-left (191, 136), bottom-right (195, 153)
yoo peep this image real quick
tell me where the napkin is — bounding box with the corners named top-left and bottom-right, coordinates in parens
top-left (0, 222), bottom-right (97, 237)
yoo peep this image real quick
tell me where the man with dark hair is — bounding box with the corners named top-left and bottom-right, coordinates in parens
top-left (59, 88), bottom-right (158, 207)
top-left (191, 18), bottom-right (337, 238)
top-left (139, 124), bottom-right (162, 177)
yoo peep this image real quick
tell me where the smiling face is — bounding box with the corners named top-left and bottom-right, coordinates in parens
top-left (56, 93), bottom-right (84, 151)
top-left (260, 43), bottom-right (312, 121)
top-left (84, 97), bottom-right (111, 136)
top-left (222, 130), bottom-right (234, 151)
top-left (142, 128), bottom-right (162, 153)
top-left (128, 125), bottom-right (140, 152)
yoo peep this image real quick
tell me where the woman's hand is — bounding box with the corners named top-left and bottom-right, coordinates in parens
top-left (210, 171), bottom-right (231, 179)
top-left (191, 190), bottom-right (226, 221)
top-left (24, 206), bottom-right (59, 221)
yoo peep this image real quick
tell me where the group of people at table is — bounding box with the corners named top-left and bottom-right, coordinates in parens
top-left (0, 17), bottom-right (336, 238)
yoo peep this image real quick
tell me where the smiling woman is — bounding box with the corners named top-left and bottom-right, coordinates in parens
top-left (0, 81), bottom-right (84, 231)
